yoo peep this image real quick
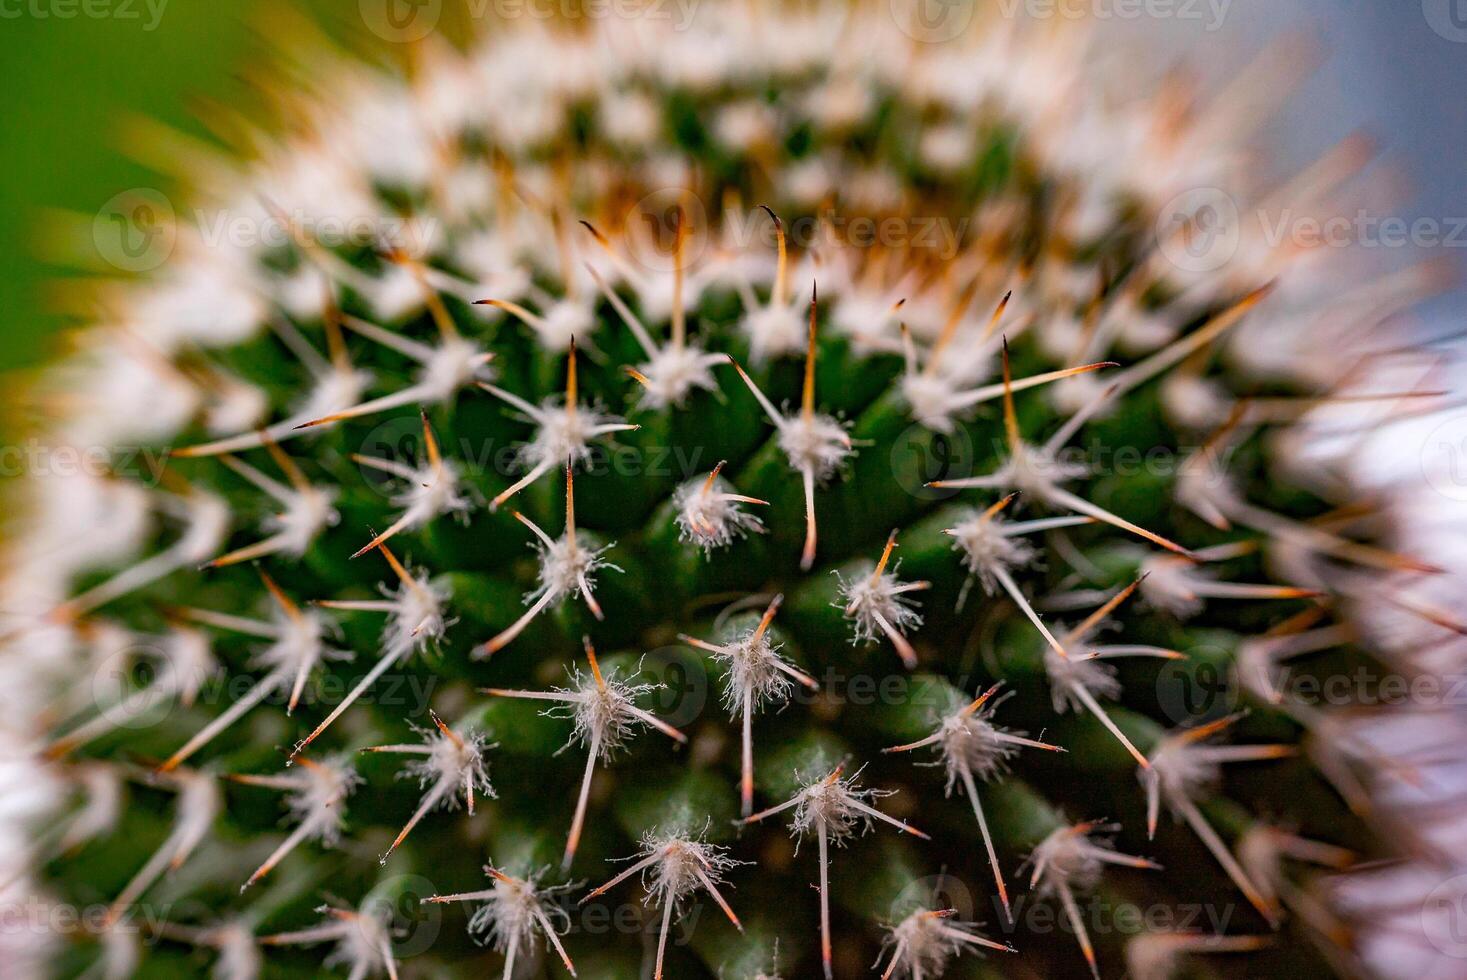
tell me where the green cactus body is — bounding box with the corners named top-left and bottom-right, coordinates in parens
top-left (4, 5), bottom-right (1446, 980)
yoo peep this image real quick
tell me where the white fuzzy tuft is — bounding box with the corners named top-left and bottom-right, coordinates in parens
top-left (211, 922), bottom-right (262, 980)
top-left (381, 571), bottom-right (452, 662)
top-left (878, 906), bottom-right (1007, 979)
top-left (266, 486), bottom-right (341, 559)
top-left (253, 607), bottom-right (346, 678)
top-left (709, 623), bottom-right (799, 718)
top-left (1030, 823), bottom-right (1122, 897)
top-left (284, 758), bottom-right (362, 848)
top-left (1044, 645), bottom-right (1120, 707)
top-left (401, 725), bottom-right (494, 810)
top-left (536, 300), bottom-right (596, 352)
top-left (999, 442), bottom-right (1091, 501)
top-left (461, 869), bottom-right (573, 954)
top-left (639, 830), bottom-right (740, 906)
top-left (947, 512), bottom-right (1037, 593)
top-left (673, 474), bottom-right (765, 555)
top-left (743, 305), bottom-right (806, 363)
top-left (531, 535), bottom-right (617, 608)
top-left (516, 399), bottom-right (630, 472)
top-left (932, 710), bottom-right (1019, 792)
top-left (388, 457), bottom-right (476, 535)
top-left (900, 372), bottom-right (973, 434)
top-left (1143, 739), bottom-right (1219, 811)
top-left (636, 343), bottom-right (724, 411)
top-left (418, 335), bottom-right (496, 402)
top-left (1138, 556), bottom-right (1208, 619)
top-left (836, 560), bottom-right (924, 652)
top-left (790, 768), bottom-right (892, 843)
top-left (777, 414), bottom-right (853, 482)
top-left (1043, 649), bottom-right (1122, 711)
top-left (264, 901), bottom-right (398, 979)
top-left (550, 661), bottom-right (665, 761)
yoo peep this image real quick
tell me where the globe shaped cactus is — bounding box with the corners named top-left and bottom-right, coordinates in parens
top-left (3, 5), bottom-right (1461, 980)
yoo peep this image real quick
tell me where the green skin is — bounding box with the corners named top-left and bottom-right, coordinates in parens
top-left (40, 97), bottom-right (1376, 979)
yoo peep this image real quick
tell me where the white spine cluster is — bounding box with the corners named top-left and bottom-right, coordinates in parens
top-left (235, 755), bottom-right (361, 890)
top-left (478, 467), bottom-right (620, 658)
top-left (479, 339), bottom-right (637, 510)
top-left (212, 441), bottom-right (340, 568)
top-left (1139, 548), bottom-right (1319, 620)
top-left (672, 464), bottom-right (767, 555)
top-left (726, 286), bottom-right (854, 570)
top-left (260, 901), bottom-right (398, 980)
top-left (877, 907), bottom-right (1013, 979)
top-left (1030, 821), bottom-right (1159, 979)
top-left (426, 867), bottom-right (576, 978)
top-left (350, 414), bottom-right (476, 558)
top-left (836, 532), bottom-right (929, 669)
top-left (48, 626), bottom-right (218, 758)
top-left (54, 488), bottom-right (232, 622)
top-left (161, 573), bottom-right (349, 773)
top-left (681, 595), bottom-right (818, 815)
top-left (108, 768), bottom-right (221, 924)
top-left (945, 507), bottom-right (1039, 593)
top-left (584, 830), bottom-right (743, 979)
top-left (743, 764), bottom-right (927, 980)
top-left (365, 712), bottom-right (494, 864)
top-left (292, 545), bottom-right (451, 760)
top-left (1141, 716), bottom-right (1294, 923)
top-left (485, 640), bottom-right (685, 868)
top-left (886, 685), bottom-right (1062, 919)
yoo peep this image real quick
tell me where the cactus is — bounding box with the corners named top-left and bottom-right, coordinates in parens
top-left (3, 5), bottom-right (1454, 979)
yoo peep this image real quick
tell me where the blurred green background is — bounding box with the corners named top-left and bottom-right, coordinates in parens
top-left (0, 1), bottom-right (1460, 376)
top-left (1, 3), bottom-right (245, 372)
top-left (0, 0), bottom-right (334, 374)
